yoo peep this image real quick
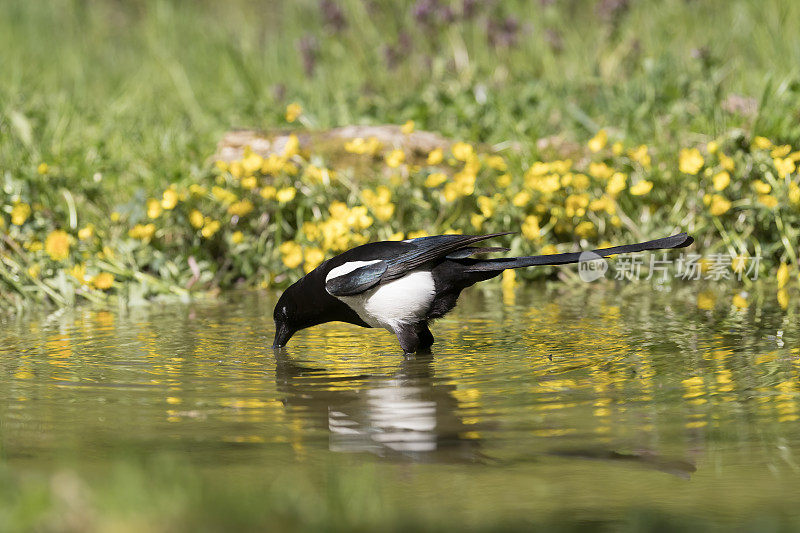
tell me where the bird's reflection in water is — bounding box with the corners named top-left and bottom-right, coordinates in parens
top-left (274, 351), bottom-right (485, 463)
top-left (273, 352), bottom-right (695, 476)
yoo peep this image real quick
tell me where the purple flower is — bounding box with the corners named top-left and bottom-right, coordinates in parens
top-left (297, 35), bottom-right (319, 77)
top-left (320, 0), bottom-right (347, 32)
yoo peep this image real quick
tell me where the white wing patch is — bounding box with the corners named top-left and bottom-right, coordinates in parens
top-left (332, 271), bottom-right (436, 332)
top-left (325, 260), bottom-right (383, 282)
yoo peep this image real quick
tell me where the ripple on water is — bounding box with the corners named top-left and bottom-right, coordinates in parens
top-left (0, 286), bottom-right (799, 477)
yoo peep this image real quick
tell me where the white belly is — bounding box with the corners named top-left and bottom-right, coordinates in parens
top-left (333, 271), bottom-right (436, 332)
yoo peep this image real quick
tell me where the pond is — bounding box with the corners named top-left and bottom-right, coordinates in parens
top-left (1, 284), bottom-right (799, 531)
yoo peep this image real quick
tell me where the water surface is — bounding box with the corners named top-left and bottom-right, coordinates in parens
top-left (1, 284), bottom-right (799, 529)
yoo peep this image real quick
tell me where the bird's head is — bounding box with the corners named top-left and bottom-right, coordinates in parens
top-left (272, 275), bottom-right (329, 348)
top-left (273, 285), bottom-right (300, 348)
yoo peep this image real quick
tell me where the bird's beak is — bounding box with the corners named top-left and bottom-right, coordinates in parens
top-left (273, 321), bottom-right (294, 348)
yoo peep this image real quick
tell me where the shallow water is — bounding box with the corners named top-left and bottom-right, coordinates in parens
top-left (2, 284), bottom-right (800, 528)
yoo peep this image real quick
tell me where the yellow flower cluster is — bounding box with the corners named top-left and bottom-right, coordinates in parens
top-left (345, 137), bottom-right (382, 155)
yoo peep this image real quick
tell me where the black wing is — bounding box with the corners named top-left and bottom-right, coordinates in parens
top-left (382, 232), bottom-right (513, 281)
top-left (324, 232), bottom-right (512, 296)
top-left (325, 260), bottom-right (388, 296)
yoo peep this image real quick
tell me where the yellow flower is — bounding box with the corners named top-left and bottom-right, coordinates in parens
top-left (540, 244), bottom-right (559, 255)
top-left (527, 173), bottom-right (560, 194)
top-left (401, 120), bottom-right (415, 134)
top-left (147, 199), bottom-right (163, 219)
top-left (629, 180), bottom-right (653, 196)
top-left (240, 176), bottom-right (257, 190)
top-left (496, 173), bottom-right (512, 187)
top-left (588, 162), bottom-right (613, 180)
top-left (522, 215), bottom-right (540, 241)
top-left (679, 148), bottom-right (704, 175)
top-left (27, 264), bottom-right (41, 279)
top-left (161, 188), bottom-right (179, 210)
top-left (527, 162), bottom-right (550, 177)
top-left (303, 247), bottom-right (325, 273)
top-left (215, 160), bottom-right (228, 172)
top-left (285, 103), bottom-right (302, 123)
top-left (709, 194), bottom-right (731, 216)
top-left (227, 199), bottom-right (255, 217)
top-left (758, 195), bottom-right (778, 208)
top-left (571, 173), bottom-right (590, 191)
top-left (69, 263), bottom-right (87, 284)
top-left (790, 182), bottom-right (800, 204)
top-left (385, 149), bottom-right (405, 168)
top-left (611, 142), bottom-right (623, 156)
top-left (129, 223), bottom-right (156, 241)
top-left (189, 210), bottom-right (204, 229)
top-left (589, 196), bottom-right (614, 214)
top-left (443, 171), bottom-right (476, 200)
top-left (565, 193), bottom-right (590, 217)
top-left (575, 220), bottom-right (595, 238)
top-left (276, 187), bottom-right (297, 203)
top-left (774, 157), bottom-right (796, 178)
top-left (470, 213), bottom-right (485, 230)
top-left (777, 263), bottom-right (790, 289)
top-left (231, 231), bottom-right (244, 244)
top-left (37, 162), bottom-right (49, 174)
top-left (260, 186), bottom-right (277, 200)
top-left (11, 203), bottom-right (31, 225)
top-left (45, 230), bottom-right (70, 261)
top-left (697, 291), bottom-right (715, 310)
top-left (718, 152), bottom-right (735, 172)
top-left (485, 155), bottom-right (507, 171)
top-left (706, 141), bottom-right (718, 154)
top-left (751, 180), bottom-right (771, 194)
top-left (427, 148), bottom-right (444, 165)
top-left (241, 152), bottom-right (263, 175)
top-left (451, 142), bottom-right (474, 161)
top-left (512, 191), bottom-right (531, 207)
top-left (282, 134), bottom-right (300, 158)
top-left (345, 137), bottom-right (382, 155)
top-left (771, 145), bottom-right (791, 158)
top-left (732, 293), bottom-right (748, 309)
top-left (280, 241), bottom-right (303, 268)
top-left (476, 196), bottom-right (495, 217)
top-left (587, 129), bottom-right (607, 153)
top-left (78, 225), bottom-right (94, 240)
top-left (712, 171), bottom-right (730, 191)
top-left (92, 272), bottom-right (114, 290)
top-left (201, 219), bottom-right (221, 238)
top-left (347, 205), bottom-right (373, 230)
top-left (189, 184), bottom-right (207, 196)
top-left (362, 186), bottom-right (395, 221)
top-left (424, 172), bottom-right (447, 188)
top-left (407, 230), bottom-right (428, 239)
top-left (752, 136), bottom-right (772, 150)
top-left (388, 232), bottom-right (405, 241)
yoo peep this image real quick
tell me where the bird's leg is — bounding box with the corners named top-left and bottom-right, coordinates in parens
top-left (394, 324), bottom-right (421, 355)
top-left (416, 322), bottom-right (434, 354)
top-left (394, 322), bottom-right (434, 355)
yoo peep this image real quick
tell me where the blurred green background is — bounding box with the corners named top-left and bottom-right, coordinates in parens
top-left (3, 0), bottom-right (800, 193)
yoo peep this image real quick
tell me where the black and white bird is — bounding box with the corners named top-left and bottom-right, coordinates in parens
top-left (273, 231), bottom-right (693, 354)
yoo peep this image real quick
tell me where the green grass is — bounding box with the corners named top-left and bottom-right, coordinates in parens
top-left (3, 0), bottom-right (800, 193)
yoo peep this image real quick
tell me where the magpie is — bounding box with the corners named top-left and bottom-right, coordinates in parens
top-left (273, 231), bottom-right (693, 354)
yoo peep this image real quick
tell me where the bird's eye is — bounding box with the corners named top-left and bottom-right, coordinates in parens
top-left (281, 306), bottom-right (288, 317)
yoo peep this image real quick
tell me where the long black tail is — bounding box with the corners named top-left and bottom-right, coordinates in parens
top-left (465, 232), bottom-right (693, 272)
